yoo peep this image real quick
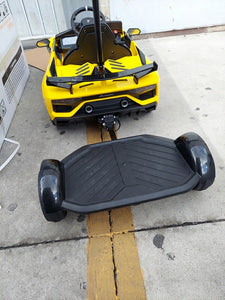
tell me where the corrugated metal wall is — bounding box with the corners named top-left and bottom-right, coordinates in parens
top-left (7, 0), bottom-right (110, 40)
top-left (62, 0), bottom-right (92, 29)
top-left (8, 0), bottom-right (67, 39)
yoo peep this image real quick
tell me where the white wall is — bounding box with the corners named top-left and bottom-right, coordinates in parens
top-left (109, 0), bottom-right (225, 33)
top-left (7, 0), bottom-right (225, 39)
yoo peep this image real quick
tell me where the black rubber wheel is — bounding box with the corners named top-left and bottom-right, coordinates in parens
top-left (41, 202), bottom-right (67, 222)
top-left (38, 159), bottom-right (67, 222)
top-left (52, 119), bottom-right (70, 127)
top-left (175, 132), bottom-right (215, 190)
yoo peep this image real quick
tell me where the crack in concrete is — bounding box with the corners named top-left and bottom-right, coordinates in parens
top-left (1, 218), bottom-right (225, 251)
top-left (108, 210), bottom-right (118, 297)
top-left (0, 235), bottom-right (88, 251)
top-left (130, 218), bottom-right (225, 234)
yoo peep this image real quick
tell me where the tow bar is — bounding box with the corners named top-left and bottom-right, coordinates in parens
top-left (98, 114), bottom-right (120, 140)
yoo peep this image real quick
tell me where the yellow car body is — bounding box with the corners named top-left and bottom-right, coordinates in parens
top-left (40, 23), bottom-right (159, 125)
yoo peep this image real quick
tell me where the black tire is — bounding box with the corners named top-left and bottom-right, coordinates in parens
top-left (41, 204), bottom-right (67, 222)
top-left (52, 119), bottom-right (70, 127)
top-left (38, 159), bottom-right (67, 222)
top-left (144, 107), bottom-right (154, 113)
top-left (175, 132), bottom-right (215, 191)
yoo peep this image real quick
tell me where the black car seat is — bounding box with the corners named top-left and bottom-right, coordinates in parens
top-left (63, 22), bottom-right (131, 65)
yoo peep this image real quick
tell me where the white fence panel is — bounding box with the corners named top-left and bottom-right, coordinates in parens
top-left (8, 0), bottom-right (66, 39)
top-left (7, 0), bottom-right (31, 37)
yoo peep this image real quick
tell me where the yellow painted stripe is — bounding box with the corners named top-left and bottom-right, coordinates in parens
top-left (113, 233), bottom-right (146, 299)
top-left (86, 121), bottom-right (147, 300)
top-left (110, 207), bottom-right (134, 233)
top-left (86, 121), bottom-right (102, 144)
top-left (87, 210), bottom-right (111, 237)
top-left (87, 236), bottom-right (116, 299)
top-left (86, 122), bottom-right (115, 299)
top-left (111, 208), bottom-right (147, 299)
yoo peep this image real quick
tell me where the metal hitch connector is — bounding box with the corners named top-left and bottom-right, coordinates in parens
top-left (98, 114), bottom-right (118, 140)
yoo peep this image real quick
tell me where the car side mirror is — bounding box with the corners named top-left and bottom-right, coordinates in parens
top-left (36, 39), bottom-right (50, 48)
top-left (127, 28), bottom-right (141, 37)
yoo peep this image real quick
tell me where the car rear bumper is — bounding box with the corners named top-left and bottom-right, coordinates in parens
top-left (52, 99), bottom-right (157, 124)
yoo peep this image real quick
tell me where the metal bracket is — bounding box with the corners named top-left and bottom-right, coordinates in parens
top-left (98, 114), bottom-right (118, 140)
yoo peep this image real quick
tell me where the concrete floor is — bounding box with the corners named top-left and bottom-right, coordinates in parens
top-left (1, 31), bottom-right (225, 299)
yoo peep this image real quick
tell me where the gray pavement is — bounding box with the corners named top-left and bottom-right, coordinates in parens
top-left (1, 239), bottom-right (87, 300)
top-left (1, 31), bottom-right (225, 299)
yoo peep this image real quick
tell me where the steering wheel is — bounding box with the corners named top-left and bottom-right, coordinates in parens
top-left (71, 6), bottom-right (106, 35)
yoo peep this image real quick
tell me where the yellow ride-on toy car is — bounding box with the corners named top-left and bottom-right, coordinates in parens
top-left (37, 0), bottom-right (215, 222)
top-left (37, 2), bottom-right (159, 137)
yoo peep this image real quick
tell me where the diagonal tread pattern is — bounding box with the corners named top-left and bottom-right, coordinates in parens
top-left (62, 135), bottom-right (196, 208)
